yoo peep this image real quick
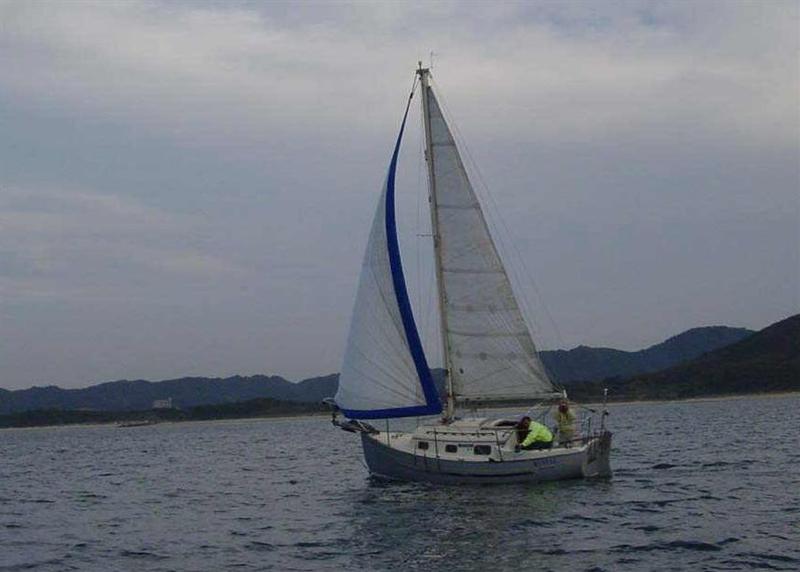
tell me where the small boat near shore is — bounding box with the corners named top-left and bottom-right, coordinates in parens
top-left (330, 64), bottom-right (612, 484)
top-left (117, 419), bottom-right (159, 428)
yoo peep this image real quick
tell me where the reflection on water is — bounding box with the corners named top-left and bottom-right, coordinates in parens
top-left (1, 395), bottom-right (799, 571)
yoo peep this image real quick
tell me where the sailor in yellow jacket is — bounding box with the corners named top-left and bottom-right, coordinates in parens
top-left (516, 416), bottom-right (554, 450)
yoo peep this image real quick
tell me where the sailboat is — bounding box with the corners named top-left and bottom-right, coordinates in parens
top-left (330, 64), bottom-right (612, 484)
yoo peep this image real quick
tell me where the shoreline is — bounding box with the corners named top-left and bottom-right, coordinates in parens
top-left (0, 411), bottom-right (333, 432)
top-left (599, 390), bottom-right (800, 407)
top-left (1, 390), bottom-right (798, 431)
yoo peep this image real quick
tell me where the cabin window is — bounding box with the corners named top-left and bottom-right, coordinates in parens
top-left (445, 444), bottom-right (457, 453)
top-left (474, 445), bottom-right (491, 455)
top-left (417, 441), bottom-right (429, 450)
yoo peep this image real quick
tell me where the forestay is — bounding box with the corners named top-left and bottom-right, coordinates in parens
top-left (335, 92), bottom-right (442, 420)
top-left (425, 86), bottom-right (557, 403)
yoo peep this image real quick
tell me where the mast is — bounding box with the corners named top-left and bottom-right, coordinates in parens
top-left (417, 62), bottom-right (455, 421)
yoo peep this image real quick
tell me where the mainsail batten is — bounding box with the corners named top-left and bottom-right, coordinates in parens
top-left (335, 90), bottom-right (442, 420)
top-left (421, 79), bottom-right (557, 405)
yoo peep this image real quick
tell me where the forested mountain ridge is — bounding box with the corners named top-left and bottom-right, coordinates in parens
top-left (540, 326), bottom-right (753, 382)
top-left (0, 374), bottom-right (337, 415)
top-left (568, 314), bottom-right (799, 401)
top-left (2, 322), bottom-right (785, 416)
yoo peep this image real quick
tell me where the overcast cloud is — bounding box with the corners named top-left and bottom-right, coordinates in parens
top-left (1, 0), bottom-right (797, 390)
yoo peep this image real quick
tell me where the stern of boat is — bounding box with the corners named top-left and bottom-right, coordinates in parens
top-left (581, 430), bottom-right (613, 478)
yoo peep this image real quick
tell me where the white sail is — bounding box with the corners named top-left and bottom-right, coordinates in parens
top-left (335, 100), bottom-right (441, 419)
top-left (425, 86), bottom-right (557, 403)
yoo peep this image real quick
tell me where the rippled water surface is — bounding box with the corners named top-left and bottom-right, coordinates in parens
top-left (2, 394), bottom-right (798, 571)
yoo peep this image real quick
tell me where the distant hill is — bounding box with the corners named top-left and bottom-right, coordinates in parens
top-left (569, 314), bottom-right (799, 401)
top-left (540, 326), bottom-right (753, 383)
top-left (0, 373), bottom-right (339, 415)
top-left (0, 324), bottom-right (767, 415)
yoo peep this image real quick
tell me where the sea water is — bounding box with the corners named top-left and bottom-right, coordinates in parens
top-left (1, 394), bottom-right (798, 571)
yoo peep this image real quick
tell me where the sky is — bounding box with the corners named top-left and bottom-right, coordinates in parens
top-left (0, 1), bottom-right (797, 390)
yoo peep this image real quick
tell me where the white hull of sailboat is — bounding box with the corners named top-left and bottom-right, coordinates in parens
top-left (360, 430), bottom-right (612, 485)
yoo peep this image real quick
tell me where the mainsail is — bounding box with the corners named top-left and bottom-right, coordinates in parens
top-left (420, 72), bottom-right (558, 404)
top-left (335, 90), bottom-right (442, 420)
